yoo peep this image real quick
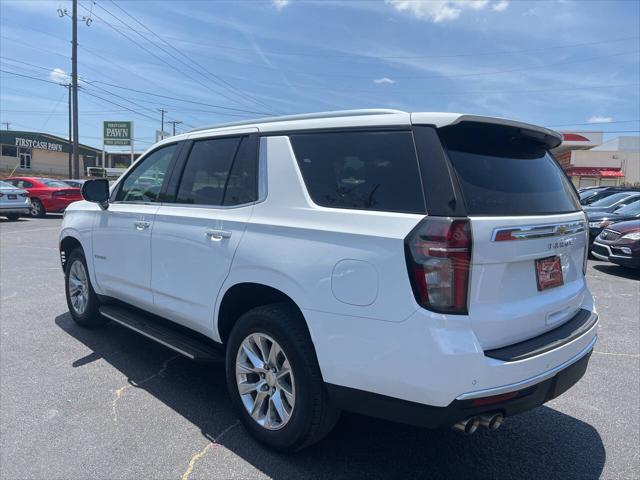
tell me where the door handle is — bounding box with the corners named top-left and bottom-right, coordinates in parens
top-left (134, 220), bottom-right (151, 231)
top-left (205, 229), bottom-right (232, 241)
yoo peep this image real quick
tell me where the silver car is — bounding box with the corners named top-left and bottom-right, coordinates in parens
top-left (0, 180), bottom-right (31, 221)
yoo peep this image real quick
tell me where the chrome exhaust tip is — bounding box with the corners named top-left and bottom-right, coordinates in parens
top-left (479, 413), bottom-right (504, 430)
top-left (452, 417), bottom-right (480, 435)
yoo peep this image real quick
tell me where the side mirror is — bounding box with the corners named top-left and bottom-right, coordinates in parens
top-left (614, 204), bottom-right (624, 211)
top-left (81, 179), bottom-right (110, 210)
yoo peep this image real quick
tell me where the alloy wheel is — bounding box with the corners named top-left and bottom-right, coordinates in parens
top-left (68, 260), bottom-right (89, 315)
top-left (235, 333), bottom-right (295, 430)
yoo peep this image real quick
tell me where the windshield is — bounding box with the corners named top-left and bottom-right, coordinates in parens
top-left (40, 179), bottom-right (73, 188)
top-left (615, 199), bottom-right (640, 216)
top-left (580, 190), bottom-right (600, 200)
top-left (589, 192), bottom-right (635, 207)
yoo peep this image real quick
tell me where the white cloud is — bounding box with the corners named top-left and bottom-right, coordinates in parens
top-left (492, 0), bottom-right (509, 12)
top-left (272, 0), bottom-right (290, 10)
top-left (587, 116), bottom-right (613, 124)
top-left (49, 68), bottom-right (70, 84)
top-left (385, 0), bottom-right (495, 22)
top-left (374, 77), bottom-right (396, 85)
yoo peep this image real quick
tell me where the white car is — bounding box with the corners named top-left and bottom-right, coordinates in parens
top-left (59, 110), bottom-right (598, 451)
top-left (0, 180), bottom-right (31, 220)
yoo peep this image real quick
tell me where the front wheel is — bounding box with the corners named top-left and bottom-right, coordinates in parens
top-left (64, 248), bottom-right (107, 328)
top-left (226, 303), bottom-right (339, 452)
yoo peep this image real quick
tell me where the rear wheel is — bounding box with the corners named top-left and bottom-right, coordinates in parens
top-left (5, 214), bottom-right (20, 221)
top-left (65, 248), bottom-right (106, 328)
top-left (30, 198), bottom-right (45, 218)
top-left (226, 303), bottom-right (339, 452)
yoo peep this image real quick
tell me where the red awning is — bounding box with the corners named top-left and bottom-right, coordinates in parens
top-left (565, 167), bottom-right (625, 178)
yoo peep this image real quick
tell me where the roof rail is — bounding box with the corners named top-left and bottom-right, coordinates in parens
top-left (188, 109), bottom-right (406, 133)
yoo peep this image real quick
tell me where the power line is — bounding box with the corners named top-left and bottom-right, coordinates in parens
top-left (547, 120), bottom-right (640, 127)
top-left (78, 1), bottom-right (274, 114)
top-left (201, 35), bottom-right (640, 60)
top-left (106, 0), bottom-right (279, 113)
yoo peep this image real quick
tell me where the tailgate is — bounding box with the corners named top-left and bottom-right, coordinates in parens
top-left (468, 213), bottom-right (588, 349)
top-left (438, 121), bottom-right (587, 350)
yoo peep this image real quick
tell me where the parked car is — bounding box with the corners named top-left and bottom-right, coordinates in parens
top-left (591, 219), bottom-right (640, 268)
top-left (587, 200), bottom-right (640, 245)
top-left (0, 180), bottom-right (31, 221)
top-left (582, 191), bottom-right (640, 213)
top-left (580, 187), bottom-right (640, 206)
top-left (61, 179), bottom-right (86, 189)
top-left (60, 110), bottom-right (597, 451)
top-left (3, 177), bottom-right (82, 217)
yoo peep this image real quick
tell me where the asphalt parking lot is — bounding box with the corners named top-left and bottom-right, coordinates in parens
top-left (0, 216), bottom-right (638, 480)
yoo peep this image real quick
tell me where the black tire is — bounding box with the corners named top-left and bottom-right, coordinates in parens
top-left (30, 198), bottom-right (45, 218)
top-left (5, 214), bottom-right (20, 221)
top-left (225, 303), bottom-right (340, 452)
top-left (64, 248), bottom-right (107, 328)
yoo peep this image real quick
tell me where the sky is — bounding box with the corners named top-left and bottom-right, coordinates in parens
top-left (0, 0), bottom-right (639, 152)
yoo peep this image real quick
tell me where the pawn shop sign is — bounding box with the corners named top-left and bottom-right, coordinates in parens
top-left (103, 121), bottom-right (132, 146)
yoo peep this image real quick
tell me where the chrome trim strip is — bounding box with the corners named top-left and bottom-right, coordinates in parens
top-left (102, 312), bottom-right (196, 360)
top-left (492, 221), bottom-right (586, 242)
top-left (456, 330), bottom-right (597, 401)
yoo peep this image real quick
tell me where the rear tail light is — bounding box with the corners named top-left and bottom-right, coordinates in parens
top-left (405, 217), bottom-right (472, 314)
top-left (19, 192), bottom-right (29, 198)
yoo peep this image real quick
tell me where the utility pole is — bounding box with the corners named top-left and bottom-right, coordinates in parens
top-left (71, 0), bottom-right (80, 179)
top-left (1, 122), bottom-right (9, 130)
top-left (169, 120), bottom-right (182, 136)
top-left (67, 84), bottom-right (72, 179)
top-left (159, 109), bottom-right (167, 140)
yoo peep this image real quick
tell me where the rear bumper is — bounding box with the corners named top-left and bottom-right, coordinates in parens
top-left (43, 198), bottom-right (80, 213)
top-left (306, 293), bottom-right (597, 410)
top-left (327, 344), bottom-right (593, 428)
top-left (0, 205), bottom-right (31, 215)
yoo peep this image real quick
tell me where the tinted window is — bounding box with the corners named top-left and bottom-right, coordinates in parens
top-left (590, 192), bottom-right (636, 207)
top-left (289, 131), bottom-right (425, 213)
top-left (440, 123), bottom-right (580, 215)
top-left (40, 179), bottom-right (71, 188)
top-left (223, 137), bottom-right (258, 206)
top-left (116, 144), bottom-right (176, 202)
top-left (616, 199), bottom-right (640, 215)
top-left (176, 137), bottom-right (240, 205)
top-left (1, 145), bottom-right (17, 157)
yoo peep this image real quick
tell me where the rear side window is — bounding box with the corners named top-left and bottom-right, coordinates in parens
top-left (223, 136), bottom-right (258, 206)
top-left (176, 137), bottom-right (240, 206)
top-left (289, 131), bottom-right (425, 213)
top-left (439, 123), bottom-right (580, 215)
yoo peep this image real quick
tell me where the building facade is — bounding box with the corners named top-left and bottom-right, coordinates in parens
top-left (552, 132), bottom-right (640, 188)
top-left (0, 130), bottom-right (102, 177)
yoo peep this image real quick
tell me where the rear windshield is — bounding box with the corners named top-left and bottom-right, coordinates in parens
top-left (439, 123), bottom-right (580, 215)
top-left (40, 179), bottom-right (72, 188)
top-left (289, 131), bottom-right (425, 214)
top-left (589, 192), bottom-right (635, 207)
top-left (616, 200), bottom-right (640, 215)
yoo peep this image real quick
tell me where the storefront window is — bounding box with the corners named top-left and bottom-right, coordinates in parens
top-left (19, 147), bottom-right (32, 169)
top-left (1, 145), bottom-right (18, 157)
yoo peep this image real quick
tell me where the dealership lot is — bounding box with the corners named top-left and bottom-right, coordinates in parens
top-left (0, 217), bottom-right (638, 480)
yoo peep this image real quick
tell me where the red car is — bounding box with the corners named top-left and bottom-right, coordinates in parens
top-left (3, 177), bottom-right (82, 217)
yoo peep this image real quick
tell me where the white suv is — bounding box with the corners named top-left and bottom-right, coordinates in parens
top-left (60, 110), bottom-right (598, 451)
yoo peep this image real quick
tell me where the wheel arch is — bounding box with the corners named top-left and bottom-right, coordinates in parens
top-left (216, 282), bottom-right (310, 347)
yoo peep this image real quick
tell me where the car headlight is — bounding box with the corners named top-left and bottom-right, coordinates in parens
top-left (588, 222), bottom-right (601, 228)
top-left (589, 221), bottom-right (611, 228)
top-left (620, 232), bottom-right (640, 241)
